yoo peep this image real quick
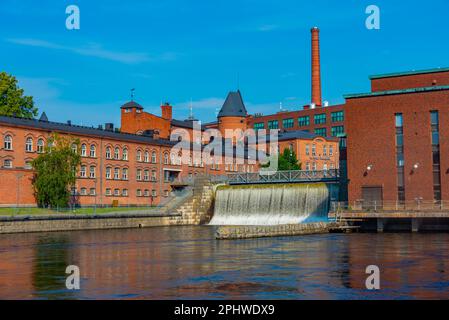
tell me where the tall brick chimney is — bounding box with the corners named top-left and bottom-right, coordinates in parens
top-left (161, 102), bottom-right (172, 120)
top-left (311, 27), bottom-right (322, 107)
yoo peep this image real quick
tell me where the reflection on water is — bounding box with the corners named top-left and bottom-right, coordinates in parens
top-left (0, 227), bottom-right (448, 299)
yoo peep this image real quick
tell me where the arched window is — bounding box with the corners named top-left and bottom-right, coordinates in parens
top-left (81, 144), bottom-right (87, 157)
top-left (37, 139), bottom-right (45, 153)
top-left (136, 169), bottom-right (142, 181)
top-left (114, 167), bottom-right (120, 179)
top-left (71, 143), bottom-right (77, 154)
top-left (90, 145), bottom-right (96, 157)
top-left (89, 166), bottom-right (96, 178)
top-left (114, 147), bottom-right (120, 160)
top-left (137, 150), bottom-right (142, 162)
top-left (144, 169), bottom-right (149, 181)
top-left (122, 148), bottom-right (128, 161)
top-left (106, 167), bottom-right (112, 179)
top-left (151, 151), bottom-right (157, 163)
top-left (80, 165), bottom-right (87, 177)
top-left (122, 168), bottom-right (128, 180)
top-left (4, 135), bottom-right (12, 150)
top-left (164, 152), bottom-right (169, 165)
top-left (25, 137), bottom-right (33, 152)
top-left (144, 151), bottom-right (149, 163)
top-left (106, 147), bottom-right (111, 159)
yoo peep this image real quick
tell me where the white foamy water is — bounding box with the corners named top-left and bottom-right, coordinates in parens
top-left (209, 184), bottom-right (329, 226)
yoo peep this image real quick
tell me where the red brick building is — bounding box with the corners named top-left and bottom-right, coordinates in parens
top-left (345, 68), bottom-right (449, 204)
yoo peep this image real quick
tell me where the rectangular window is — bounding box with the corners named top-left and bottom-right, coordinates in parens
top-left (282, 118), bottom-right (294, 129)
top-left (314, 128), bottom-right (327, 136)
top-left (331, 126), bottom-right (345, 137)
top-left (430, 111), bottom-right (441, 201)
top-left (314, 113), bottom-right (326, 125)
top-left (268, 120), bottom-right (279, 129)
top-left (254, 122), bottom-right (265, 130)
top-left (298, 116), bottom-right (310, 127)
top-left (331, 111), bottom-right (344, 123)
top-left (395, 113), bottom-right (405, 202)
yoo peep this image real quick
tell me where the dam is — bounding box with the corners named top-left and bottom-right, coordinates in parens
top-left (209, 183), bottom-right (331, 226)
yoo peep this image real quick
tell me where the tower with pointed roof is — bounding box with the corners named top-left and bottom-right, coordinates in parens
top-left (217, 90), bottom-right (248, 137)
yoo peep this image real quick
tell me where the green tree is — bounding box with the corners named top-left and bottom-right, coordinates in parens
top-left (0, 72), bottom-right (38, 118)
top-left (32, 134), bottom-right (81, 208)
top-left (262, 148), bottom-right (302, 171)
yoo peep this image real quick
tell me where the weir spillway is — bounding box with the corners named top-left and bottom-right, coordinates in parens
top-left (209, 183), bottom-right (330, 226)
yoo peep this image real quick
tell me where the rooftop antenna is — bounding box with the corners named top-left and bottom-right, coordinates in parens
top-left (130, 88), bottom-right (135, 101)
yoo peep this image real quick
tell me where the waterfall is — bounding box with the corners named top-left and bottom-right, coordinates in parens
top-left (209, 183), bottom-right (329, 226)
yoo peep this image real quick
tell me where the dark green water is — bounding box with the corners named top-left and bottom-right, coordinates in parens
top-left (0, 226), bottom-right (448, 299)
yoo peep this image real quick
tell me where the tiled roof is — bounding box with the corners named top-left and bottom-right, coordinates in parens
top-left (218, 90), bottom-right (248, 118)
top-left (0, 115), bottom-right (175, 147)
top-left (120, 101), bottom-right (143, 109)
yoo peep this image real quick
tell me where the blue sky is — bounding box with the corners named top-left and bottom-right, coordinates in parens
top-left (1, 0), bottom-right (448, 126)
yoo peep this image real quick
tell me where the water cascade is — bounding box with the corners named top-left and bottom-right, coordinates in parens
top-left (209, 183), bottom-right (329, 226)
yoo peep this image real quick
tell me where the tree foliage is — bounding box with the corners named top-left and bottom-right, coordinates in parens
top-left (32, 134), bottom-right (81, 208)
top-left (0, 71), bottom-right (38, 118)
top-left (262, 148), bottom-right (301, 171)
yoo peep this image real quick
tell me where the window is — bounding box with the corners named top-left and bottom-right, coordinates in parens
top-left (137, 150), bottom-right (142, 162)
top-left (25, 161), bottom-right (32, 170)
top-left (395, 113), bottom-right (403, 127)
top-left (114, 147), bottom-right (120, 160)
top-left (312, 162), bottom-right (317, 171)
top-left (122, 148), bottom-right (128, 161)
top-left (331, 126), bottom-right (344, 137)
top-left (106, 167), bottom-right (111, 179)
top-left (81, 144), bottom-right (87, 157)
top-left (282, 118), bottom-right (294, 129)
top-left (136, 169), bottom-right (142, 181)
top-left (114, 188), bottom-right (120, 196)
top-left (4, 135), bottom-right (12, 150)
top-left (89, 166), bottom-right (96, 178)
top-left (323, 163), bottom-right (328, 171)
top-left (298, 116), bottom-right (310, 127)
top-left (89, 188), bottom-right (96, 196)
top-left (268, 120), bottom-right (279, 129)
top-left (80, 188), bottom-right (87, 196)
top-left (314, 113), bottom-right (326, 125)
top-left (329, 145), bottom-right (334, 156)
top-left (305, 144), bottom-right (310, 156)
top-left (152, 190), bottom-right (157, 197)
top-left (144, 170), bottom-right (149, 181)
top-left (164, 190), bottom-right (169, 197)
top-left (164, 153), bottom-right (169, 164)
top-left (254, 122), bottom-right (265, 130)
top-left (71, 143), bottom-right (77, 154)
top-left (151, 151), bottom-right (157, 163)
top-left (144, 151), bottom-right (149, 163)
top-left (122, 189), bottom-right (128, 197)
top-left (106, 188), bottom-right (112, 196)
top-left (25, 138), bottom-right (33, 152)
top-left (323, 145), bottom-right (327, 156)
top-left (37, 139), bottom-right (44, 153)
top-left (3, 159), bottom-right (12, 168)
top-left (331, 111), bottom-right (344, 123)
top-left (106, 147), bottom-right (111, 159)
top-left (430, 111), bottom-right (441, 201)
top-left (137, 189), bottom-right (142, 197)
top-left (395, 113), bottom-right (405, 202)
top-left (305, 162), bottom-right (310, 171)
top-left (122, 168), bottom-right (128, 180)
top-left (314, 128), bottom-right (327, 137)
top-left (90, 145), bottom-right (96, 157)
top-left (114, 168), bottom-right (120, 180)
top-left (144, 189), bottom-right (150, 197)
top-left (151, 170), bottom-right (157, 181)
top-left (80, 165), bottom-right (87, 178)
top-left (312, 144), bottom-right (316, 156)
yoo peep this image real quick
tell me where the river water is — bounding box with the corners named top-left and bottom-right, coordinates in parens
top-left (0, 226), bottom-right (448, 299)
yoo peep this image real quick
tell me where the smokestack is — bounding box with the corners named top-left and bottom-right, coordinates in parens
top-left (311, 27), bottom-right (322, 107)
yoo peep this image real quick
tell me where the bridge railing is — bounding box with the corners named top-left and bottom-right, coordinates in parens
top-left (228, 169), bottom-right (340, 184)
top-left (330, 200), bottom-right (449, 213)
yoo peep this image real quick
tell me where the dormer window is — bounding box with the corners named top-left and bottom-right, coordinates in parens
top-left (136, 109), bottom-right (141, 113)
top-left (124, 108), bottom-right (131, 113)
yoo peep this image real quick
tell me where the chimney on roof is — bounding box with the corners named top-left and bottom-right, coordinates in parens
top-left (161, 102), bottom-right (172, 120)
top-left (105, 123), bottom-right (114, 131)
top-left (311, 27), bottom-right (322, 107)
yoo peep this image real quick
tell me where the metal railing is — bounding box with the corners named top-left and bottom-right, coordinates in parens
top-left (228, 169), bottom-right (340, 185)
top-left (330, 200), bottom-right (449, 213)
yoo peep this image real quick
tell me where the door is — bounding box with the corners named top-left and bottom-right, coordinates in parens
top-left (362, 186), bottom-right (383, 210)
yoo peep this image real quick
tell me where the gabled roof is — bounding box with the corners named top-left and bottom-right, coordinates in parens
top-left (39, 112), bottom-right (48, 122)
top-left (121, 100), bottom-right (143, 109)
top-left (217, 90), bottom-right (248, 118)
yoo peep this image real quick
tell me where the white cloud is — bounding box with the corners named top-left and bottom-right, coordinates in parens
top-left (7, 38), bottom-right (175, 64)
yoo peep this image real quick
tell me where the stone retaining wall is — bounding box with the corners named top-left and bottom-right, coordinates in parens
top-left (0, 213), bottom-right (184, 234)
top-left (216, 222), bottom-right (336, 240)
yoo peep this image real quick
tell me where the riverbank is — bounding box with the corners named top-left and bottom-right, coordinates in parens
top-left (0, 211), bottom-right (186, 234)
